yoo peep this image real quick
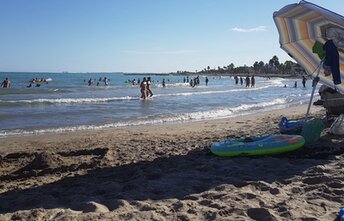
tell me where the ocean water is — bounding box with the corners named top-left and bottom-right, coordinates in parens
top-left (0, 72), bottom-right (320, 138)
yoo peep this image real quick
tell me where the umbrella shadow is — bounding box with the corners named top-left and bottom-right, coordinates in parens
top-left (0, 140), bottom-right (342, 214)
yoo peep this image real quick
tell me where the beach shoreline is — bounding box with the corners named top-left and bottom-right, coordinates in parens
top-left (0, 104), bottom-right (343, 221)
top-left (0, 104), bottom-right (323, 149)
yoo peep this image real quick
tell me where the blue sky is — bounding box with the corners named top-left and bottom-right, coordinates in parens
top-left (0, 0), bottom-right (343, 73)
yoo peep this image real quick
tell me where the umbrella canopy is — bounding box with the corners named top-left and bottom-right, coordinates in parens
top-left (273, 0), bottom-right (344, 94)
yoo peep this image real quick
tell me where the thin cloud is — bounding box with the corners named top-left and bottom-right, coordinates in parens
top-left (123, 50), bottom-right (198, 55)
top-left (231, 26), bottom-right (267, 33)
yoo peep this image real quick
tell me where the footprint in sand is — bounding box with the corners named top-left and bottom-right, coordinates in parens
top-left (327, 181), bottom-right (344, 189)
top-left (238, 192), bottom-right (257, 199)
top-left (302, 175), bottom-right (330, 185)
top-left (269, 188), bottom-right (280, 195)
top-left (82, 201), bottom-right (110, 213)
top-left (198, 199), bottom-right (224, 210)
top-left (247, 208), bottom-right (275, 221)
top-left (218, 209), bottom-right (232, 217)
top-left (218, 208), bottom-right (244, 217)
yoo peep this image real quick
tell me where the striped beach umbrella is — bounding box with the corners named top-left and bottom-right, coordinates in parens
top-left (273, 0), bottom-right (344, 94)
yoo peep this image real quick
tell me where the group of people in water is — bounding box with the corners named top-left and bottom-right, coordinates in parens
top-left (2, 77), bottom-right (53, 89)
top-left (140, 77), bottom-right (154, 99)
top-left (126, 77), bottom-right (166, 87)
top-left (1, 77), bottom-right (54, 89)
top-left (87, 77), bottom-right (109, 86)
top-left (282, 76), bottom-right (308, 88)
top-left (138, 75), bottom-right (212, 99)
top-left (233, 75), bottom-right (256, 87)
top-left (0, 75), bottom-right (270, 93)
top-left (3, 74), bottom-right (313, 95)
top-left (27, 78), bottom-right (50, 88)
top-left (181, 76), bottom-right (209, 87)
top-left (0, 74), bottom-right (314, 100)
top-left (291, 76), bottom-right (309, 88)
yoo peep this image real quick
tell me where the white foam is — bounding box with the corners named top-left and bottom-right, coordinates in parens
top-left (0, 98), bottom-right (289, 138)
top-left (155, 85), bottom-right (273, 98)
top-left (0, 96), bottom-right (138, 104)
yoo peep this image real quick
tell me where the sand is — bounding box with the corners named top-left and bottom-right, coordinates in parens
top-left (0, 105), bottom-right (343, 221)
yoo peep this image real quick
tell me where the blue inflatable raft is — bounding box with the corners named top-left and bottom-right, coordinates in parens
top-left (210, 134), bottom-right (305, 157)
top-left (278, 116), bottom-right (305, 134)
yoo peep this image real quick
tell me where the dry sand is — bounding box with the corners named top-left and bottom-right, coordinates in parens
top-left (0, 105), bottom-right (343, 221)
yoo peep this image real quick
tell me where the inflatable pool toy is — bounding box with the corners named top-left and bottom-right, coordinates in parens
top-left (211, 134), bottom-right (305, 157)
top-left (278, 116), bottom-right (304, 134)
top-left (210, 134), bottom-right (305, 157)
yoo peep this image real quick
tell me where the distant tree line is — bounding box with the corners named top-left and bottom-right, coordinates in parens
top-left (175, 55), bottom-right (307, 78)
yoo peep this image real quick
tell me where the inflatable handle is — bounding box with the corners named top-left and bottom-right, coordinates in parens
top-left (243, 137), bottom-right (254, 142)
top-left (279, 117), bottom-right (288, 128)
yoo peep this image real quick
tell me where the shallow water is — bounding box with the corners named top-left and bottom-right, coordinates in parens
top-left (0, 72), bottom-right (319, 137)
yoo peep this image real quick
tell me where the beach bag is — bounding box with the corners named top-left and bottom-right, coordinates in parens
top-left (330, 114), bottom-right (344, 135)
top-left (301, 119), bottom-right (325, 144)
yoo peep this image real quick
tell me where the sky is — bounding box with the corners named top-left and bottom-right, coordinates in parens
top-left (0, 0), bottom-right (344, 73)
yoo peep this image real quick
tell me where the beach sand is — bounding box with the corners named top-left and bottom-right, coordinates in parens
top-left (0, 105), bottom-right (343, 221)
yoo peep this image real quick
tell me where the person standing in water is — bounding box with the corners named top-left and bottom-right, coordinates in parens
top-left (234, 76), bottom-right (239, 85)
top-left (1, 78), bottom-right (11, 88)
top-left (251, 75), bottom-right (255, 87)
top-left (88, 78), bottom-right (93, 86)
top-left (146, 77), bottom-right (153, 97)
top-left (302, 76), bottom-right (306, 88)
top-left (245, 75), bottom-right (250, 87)
top-left (140, 77), bottom-right (148, 99)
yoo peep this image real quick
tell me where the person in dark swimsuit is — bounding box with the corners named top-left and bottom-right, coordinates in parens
top-left (1, 78), bottom-right (11, 88)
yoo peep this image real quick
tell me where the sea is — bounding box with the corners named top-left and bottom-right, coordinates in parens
top-left (0, 72), bottom-right (320, 138)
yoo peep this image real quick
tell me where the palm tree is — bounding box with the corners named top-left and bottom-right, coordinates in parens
top-left (253, 61), bottom-right (259, 74)
top-left (227, 63), bottom-right (235, 73)
top-left (283, 60), bottom-right (294, 74)
top-left (268, 55), bottom-right (280, 73)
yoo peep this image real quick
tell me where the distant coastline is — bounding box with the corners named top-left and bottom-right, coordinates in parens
top-left (0, 55), bottom-right (308, 79)
top-left (1, 71), bottom-right (306, 79)
top-left (123, 72), bottom-right (305, 79)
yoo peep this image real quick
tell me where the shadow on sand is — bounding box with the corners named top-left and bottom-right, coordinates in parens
top-left (0, 136), bottom-right (343, 214)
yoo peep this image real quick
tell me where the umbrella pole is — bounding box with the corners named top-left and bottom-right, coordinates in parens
top-left (305, 61), bottom-right (323, 122)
